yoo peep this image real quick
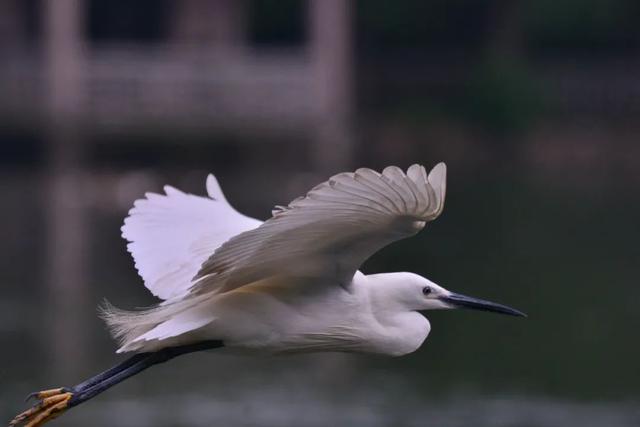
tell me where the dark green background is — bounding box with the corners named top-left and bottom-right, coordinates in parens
top-left (1, 1), bottom-right (639, 426)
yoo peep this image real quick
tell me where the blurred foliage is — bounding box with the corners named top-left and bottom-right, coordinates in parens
top-left (249, 0), bottom-right (305, 46)
top-left (457, 58), bottom-right (545, 134)
top-left (356, 0), bottom-right (490, 51)
top-left (523, 0), bottom-right (640, 52)
top-left (87, 0), bottom-right (171, 42)
top-left (356, 0), bottom-right (640, 53)
top-left (357, 57), bottom-right (545, 137)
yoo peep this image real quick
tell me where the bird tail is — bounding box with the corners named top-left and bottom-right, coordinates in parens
top-left (99, 300), bottom-right (162, 351)
top-left (99, 295), bottom-right (214, 353)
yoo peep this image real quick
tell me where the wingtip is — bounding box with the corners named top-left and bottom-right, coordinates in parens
top-left (408, 162), bottom-right (446, 178)
top-left (428, 162), bottom-right (447, 186)
top-left (427, 162), bottom-right (447, 215)
top-left (164, 185), bottom-right (183, 196)
top-left (206, 174), bottom-right (227, 202)
top-left (430, 162), bottom-right (446, 175)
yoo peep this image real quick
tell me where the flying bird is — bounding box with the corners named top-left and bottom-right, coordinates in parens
top-left (10, 163), bottom-right (525, 426)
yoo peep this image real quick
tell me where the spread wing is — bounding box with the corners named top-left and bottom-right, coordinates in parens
top-left (121, 174), bottom-right (262, 301)
top-left (191, 163), bottom-right (446, 295)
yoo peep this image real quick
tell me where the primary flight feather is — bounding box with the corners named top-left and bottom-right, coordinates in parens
top-left (10, 163), bottom-right (524, 427)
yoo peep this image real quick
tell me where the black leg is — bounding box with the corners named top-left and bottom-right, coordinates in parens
top-left (69, 340), bottom-right (224, 407)
top-left (69, 352), bottom-right (164, 407)
top-left (69, 353), bottom-right (148, 393)
top-left (25, 352), bottom-right (155, 403)
top-left (24, 353), bottom-right (146, 402)
top-left (10, 340), bottom-right (224, 427)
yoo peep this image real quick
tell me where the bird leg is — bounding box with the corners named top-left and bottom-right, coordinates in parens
top-left (10, 353), bottom-right (150, 427)
top-left (9, 340), bottom-right (224, 427)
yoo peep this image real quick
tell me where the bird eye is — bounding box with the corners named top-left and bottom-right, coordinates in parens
top-left (422, 286), bottom-right (432, 295)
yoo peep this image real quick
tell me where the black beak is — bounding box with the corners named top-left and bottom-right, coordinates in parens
top-left (440, 292), bottom-right (527, 317)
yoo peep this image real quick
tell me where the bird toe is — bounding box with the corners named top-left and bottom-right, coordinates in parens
top-left (24, 388), bottom-right (67, 403)
top-left (10, 390), bottom-right (73, 427)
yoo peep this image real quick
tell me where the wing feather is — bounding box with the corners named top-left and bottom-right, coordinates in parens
top-left (121, 174), bottom-right (261, 300)
top-left (190, 163), bottom-right (447, 295)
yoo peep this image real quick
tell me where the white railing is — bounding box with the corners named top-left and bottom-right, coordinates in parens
top-left (0, 46), bottom-right (318, 132)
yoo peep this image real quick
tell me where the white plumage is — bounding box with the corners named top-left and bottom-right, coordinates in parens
top-left (121, 174), bottom-right (261, 301)
top-left (105, 163), bottom-right (522, 355)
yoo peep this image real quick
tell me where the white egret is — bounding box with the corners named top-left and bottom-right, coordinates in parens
top-left (10, 163), bottom-right (525, 426)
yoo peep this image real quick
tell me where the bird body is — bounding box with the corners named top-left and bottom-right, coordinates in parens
top-left (11, 163), bottom-right (525, 427)
top-left (103, 164), bottom-right (450, 354)
top-left (139, 271), bottom-right (434, 357)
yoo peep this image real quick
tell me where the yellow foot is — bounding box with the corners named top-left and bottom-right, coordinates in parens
top-left (9, 389), bottom-right (73, 427)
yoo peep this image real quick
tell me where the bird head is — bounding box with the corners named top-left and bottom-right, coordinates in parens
top-left (380, 273), bottom-right (526, 317)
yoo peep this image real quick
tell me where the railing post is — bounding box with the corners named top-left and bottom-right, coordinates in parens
top-left (43, 0), bottom-right (90, 381)
top-left (309, 0), bottom-right (354, 174)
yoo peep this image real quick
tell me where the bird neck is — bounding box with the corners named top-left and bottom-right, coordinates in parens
top-left (364, 272), bottom-right (431, 356)
top-left (365, 272), bottom-right (419, 313)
